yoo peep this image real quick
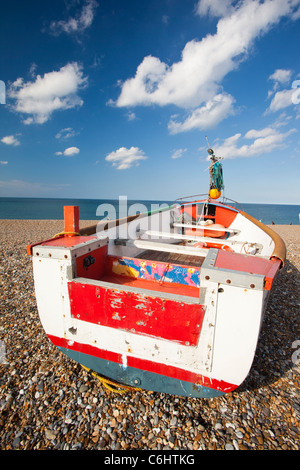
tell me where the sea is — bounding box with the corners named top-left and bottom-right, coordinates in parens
top-left (0, 197), bottom-right (299, 225)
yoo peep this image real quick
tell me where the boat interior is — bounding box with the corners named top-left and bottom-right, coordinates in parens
top-left (28, 199), bottom-right (284, 339)
top-left (73, 200), bottom-right (268, 300)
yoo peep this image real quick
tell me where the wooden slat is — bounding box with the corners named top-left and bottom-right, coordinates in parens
top-left (173, 223), bottom-right (240, 234)
top-left (114, 238), bottom-right (208, 258)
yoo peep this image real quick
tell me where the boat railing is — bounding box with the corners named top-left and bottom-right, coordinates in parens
top-left (174, 194), bottom-right (244, 211)
top-left (174, 194), bottom-right (208, 203)
top-left (220, 197), bottom-right (244, 211)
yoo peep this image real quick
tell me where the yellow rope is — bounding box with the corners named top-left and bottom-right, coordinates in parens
top-left (53, 231), bottom-right (81, 238)
top-left (80, 365), bottom-right (142, 394)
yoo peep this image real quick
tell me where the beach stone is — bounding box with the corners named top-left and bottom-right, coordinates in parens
top-left (0, 220), bottom-right (299, 451)
top-left (12, 437), bottom-right (21, 448)
top-left (45, 429), bottom-right (56, 441)
top-left (127, 425), bottom-right (135, 435)
top-left (170, 417), bottom-right (177, 427)
top-left (225, 443), bottom-right (234, 450)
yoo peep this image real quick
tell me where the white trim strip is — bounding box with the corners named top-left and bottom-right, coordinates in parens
top-left (114, 238), bottom-right (208, 257)
top-left (173, 223), bottom-right (240, 234)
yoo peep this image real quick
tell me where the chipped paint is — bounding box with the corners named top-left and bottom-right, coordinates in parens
top-left (68, 281), bottom-right (205, 346)
top-left (122, 353), bottom-right (127, 369)
top-left (134, 303), bottom-right (147, 309)
top-left (110, 295), bottom-right (123, 309)
top-left (112, 312), bottom-right (121, 321)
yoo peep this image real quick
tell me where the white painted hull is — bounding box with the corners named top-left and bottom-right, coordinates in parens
top-left (28, 200), bottom-right (285, 397)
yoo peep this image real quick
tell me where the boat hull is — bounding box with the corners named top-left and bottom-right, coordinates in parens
top-left (52, 335), bottom-right (228, 398)
top-left (27, 201), bottom-right (285, 398)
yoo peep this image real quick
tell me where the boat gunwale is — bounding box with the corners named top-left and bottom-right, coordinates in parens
top-left (75, 200), bottom-right (286, 268)
top-left (240, 210), bottom-right (286, 267)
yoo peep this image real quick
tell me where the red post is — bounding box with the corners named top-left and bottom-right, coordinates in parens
top-left (64, 206), bottom-right (79, 235)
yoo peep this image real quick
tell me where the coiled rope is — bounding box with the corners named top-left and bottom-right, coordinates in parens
top-left (53, 231), bottom-right (81, 238)
top-left (80, 365), bottom-right (142, 394)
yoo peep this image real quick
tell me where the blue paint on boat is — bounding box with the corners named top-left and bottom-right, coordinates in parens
top-left (58, 346), bottom-right (225, 398)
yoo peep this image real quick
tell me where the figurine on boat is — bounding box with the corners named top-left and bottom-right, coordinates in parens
top-left (27, 142), bottom-right (286, 398)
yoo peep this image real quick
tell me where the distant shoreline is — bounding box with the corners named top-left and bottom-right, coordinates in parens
top-left (1, 198), bottom-right (300, 225)
top-left (0, 219), bottom-right (299, 248)
top-left (1, 196), bottom-right (300, 206)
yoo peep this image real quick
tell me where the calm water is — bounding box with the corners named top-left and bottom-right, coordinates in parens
top-left (0, 197), bottom-right (299, 225)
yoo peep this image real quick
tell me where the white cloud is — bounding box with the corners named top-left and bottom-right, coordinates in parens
top-left (0, 161), bottom-right (8, 165)
top-left (168, 94), bottom-right (235, 133)
top-left (56, 127), bottom-right (79, 139)
top-left (105, 147), bottom-right (147, 170)
top-left (49, 0), bottom-right (98, 35)
top-left (171, 148), bottom-right (187, 159)
top-left (1, 135), bottom-right (20, 146)
top-left (244, 127), bottom-right (275, 139)
top-left (0, 80), bottom-right (5, 104)
top-left (268, 89), bottom-right (295, 112)
top-left (196, 0), bottom-right (234, 18)
top-left (64, 146), bottom-right (80, 156)
top-left (29, 63), bottom-right (38, 78)
top-left (213, 126), bottom-right (296, 159)
top-left (269, 68), bottom-right (292, 85)
top-left (9, 62), bottom-right (87, 124)
top-left (272, 112), bottom-right (293, 128)
top-left (114, 0), bottom-right (300, 132)
top-left (266, 68), bottom-right (295, 111)
top-left (126, 111), bottom-right (136, 121)
top-left (292, 5), bottom-right (300, 19)
top-left (55, 146), bottom-right (80, 156)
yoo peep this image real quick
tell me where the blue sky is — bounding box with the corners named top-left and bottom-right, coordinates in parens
top-left (0, 0), bottom-right (300, 203)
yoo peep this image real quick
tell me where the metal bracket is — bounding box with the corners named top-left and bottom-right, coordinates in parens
top-left (200, 249), bottom-right (265, 291)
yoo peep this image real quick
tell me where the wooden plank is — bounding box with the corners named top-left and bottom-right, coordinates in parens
top-left (137, 250), bottom-right (205, 267)
top-left (173, 223), bottom-right (240, 234)
top-left (138, 230), bottom-right (252, 246)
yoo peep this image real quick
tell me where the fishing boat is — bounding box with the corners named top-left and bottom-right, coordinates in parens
top-left (27, 144), bottom-right (286, 398)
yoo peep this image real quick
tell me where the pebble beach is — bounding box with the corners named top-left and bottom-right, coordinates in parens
top-left (0, 219), bottom-right (299, 451)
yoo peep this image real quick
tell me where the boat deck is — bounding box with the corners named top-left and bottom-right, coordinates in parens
top-left (137, 249), bottom-right (206, 268)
